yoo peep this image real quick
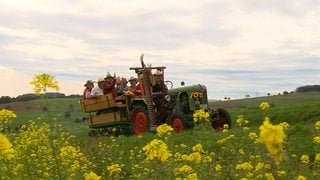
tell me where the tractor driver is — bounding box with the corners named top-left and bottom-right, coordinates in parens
top-left (151, 69), bottom-right (167, 112)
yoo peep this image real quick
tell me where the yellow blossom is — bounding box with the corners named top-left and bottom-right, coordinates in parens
top-left (259, 102), bottom-right (270, 110)
top-left (300, 154), bottom-right (310, 164)
top-left (193, 109), bottom-right (210, 123)
top-left (256, 118), bottom-right (286, 163)
top-left (142, 139), bottom-right (172, 162)
top-left (84, 172), bottom-right (101, 180)
top-left (315, 121), bottom-right (320, 130)
top-left (314, 153), bottom-right (320, 162)
top-left (192, 144), bottom-right (204, 153)
top-left (156, 124), bottom-right (173, 137)
top-left (215, 164), bottom-right (222, 172)
top-left (235, 162), bottom-right (253, 171)
top-left (248, 132), bottom-right (258, 140)
top-left (313, 136), bottom-right (320, 144)
top-left (297, 175), bottom-right (307, 180)
top-left (279, 122), bottom-right (290, 129)
top-left (277, 170), bottom-right (286, 177)
top-left (0, 134), bottom-right (15, 160)
top-left (107, 163), bottom-right (124, 176)
top-left (265, 173), bottom-right (275, 180)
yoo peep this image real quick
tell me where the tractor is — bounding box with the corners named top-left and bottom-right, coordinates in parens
top-left (80, 55), bottom-right (231, 135)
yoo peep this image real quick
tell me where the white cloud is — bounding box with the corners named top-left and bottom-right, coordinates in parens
top-left (0, 0), bottom-right (319, 99)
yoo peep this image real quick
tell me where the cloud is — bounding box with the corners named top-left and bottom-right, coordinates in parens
top-left (0, 0), bottom-right (319, 100)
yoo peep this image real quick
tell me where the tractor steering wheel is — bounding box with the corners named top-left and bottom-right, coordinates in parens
top-left (165, 80), bottom-right (173, 89)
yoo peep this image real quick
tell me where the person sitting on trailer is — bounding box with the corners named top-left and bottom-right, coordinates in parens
top-left (102, 72), bottom-right (117, 97)
top-left (90, 77), bottom-right (104, 98)
top-left (83, 80), bottom-right (94, 99)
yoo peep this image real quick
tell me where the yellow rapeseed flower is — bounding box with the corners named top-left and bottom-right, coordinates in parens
top-left (0, 109), bottom-right (17, 131)
top-left (84, 172), bottom-right (101, 180)
top-left (235, 162), bottom-right (253, 171)
top-left (297, 175), bottom-right (307, 180)
top-left (248, 132), bottom-right (258, 140)
top-left (142, 139), bottom-right (172, 162)
top-left (314, 153), bottom-right (320, 162)
top-left (277, 170), bottom-right (286, 177)
top-left (156, 124), bottom-right (173, 137)
top-left (259, 102), bottom-right (270, 110)
top-left (256, 118), bottom-right (286, 164)
top-left (313, 136), bottom-right (320, 144)
top-left (300, 154), bottom-right (310, 164)
top-left (215, 164), bottom-right (222, 172)
top-left (192, 144), bottom-right (204, 153)
top-left (265, 173), bottom-right (275, 180)
top-left (315, 121), bottom-right (320, 130)
top-left (193, 109), bottom-right (210, 123)
top-left (107, 163), bottom-right (124, 176)
top-left (0, 134), bottom-right (15, 160)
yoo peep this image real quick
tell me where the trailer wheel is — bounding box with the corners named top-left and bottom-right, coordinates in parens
top-left (169, 113), bottom-right (188, 133)
top-left (211, 108), bottom-right (232, 130)
top-left (131, 105), bottom-right (149, 135)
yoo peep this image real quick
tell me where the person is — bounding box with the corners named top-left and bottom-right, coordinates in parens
top-left (151, 69), bottom-right (167, 112)
top-left (83, 80), bottom-right (94, 99)
top-left (90, 77), bottom-right (104, 98)
top-left (128, 76), bottom-right (142, 96)
top-left (102, 72), bottom-right (116, 96)
top-left (115, 77), bottom-right (124, 96)
top-left (121, 77), bottom-right (128, 91)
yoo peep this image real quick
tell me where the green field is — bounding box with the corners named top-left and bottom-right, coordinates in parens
top-left (1, 92), bottom-right (319, 179)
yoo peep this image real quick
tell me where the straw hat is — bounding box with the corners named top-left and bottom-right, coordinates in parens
top-left (97, 77), bottom-right (105, 83)
top-left (84, 80), bottom-right (94, 86)
top-left (129, 76), bottom-right (137, 82)
top-left (105, 72), bottom-right (113, 79)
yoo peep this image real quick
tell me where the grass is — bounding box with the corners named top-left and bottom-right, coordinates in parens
top-left (1, 92), bottom-right (320, 179)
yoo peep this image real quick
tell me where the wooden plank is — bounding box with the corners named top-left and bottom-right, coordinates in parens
top-left (90, 111), bottom-right (122, 125)
top-left (81, 93), bottom-right (116, 112)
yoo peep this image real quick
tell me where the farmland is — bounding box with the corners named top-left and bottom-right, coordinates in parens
top-left (1, 92), bottom-right (320, 179)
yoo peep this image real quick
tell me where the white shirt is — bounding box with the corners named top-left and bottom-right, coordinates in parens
top-left (90, 86), bottom-right (104, 97)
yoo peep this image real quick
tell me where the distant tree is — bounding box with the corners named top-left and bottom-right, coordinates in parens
top-left (16, 93), bottom-right (39, 101)
top-left (0, 96), bottom-right (13, 104)
top-left (267, 93), bottom-right (271, 96)
top-left (296, 85), bottom-right (320, 92)
top-left (283, 91), bottom-right (289, 95)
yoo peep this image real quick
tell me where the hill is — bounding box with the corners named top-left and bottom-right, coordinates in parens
top-left (210, 91), bottom-right (320, 109)
top-left (210, 92), bottom-right (320, 126)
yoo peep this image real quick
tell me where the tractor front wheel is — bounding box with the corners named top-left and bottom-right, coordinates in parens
top-left (131, 106), bottom-right (149, 135)
top-left (211, 108), bottom-right (232, 130)
top-left (168, 113), bottom-right (188, 133)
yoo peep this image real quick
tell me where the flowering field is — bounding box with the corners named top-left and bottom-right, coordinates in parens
top-left (1, 101), bottom-right (320, 179)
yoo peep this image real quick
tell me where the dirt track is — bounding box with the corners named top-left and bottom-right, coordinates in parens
top-left (0, 101), bottom-right (39, 112)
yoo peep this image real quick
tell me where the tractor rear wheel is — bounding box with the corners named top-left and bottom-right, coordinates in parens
top-left (211, 108), bottom-right (232, 130)
top-left (131, 105), bottom-right (149, 135)
top-left (168, 113), bottom-right (188, 133)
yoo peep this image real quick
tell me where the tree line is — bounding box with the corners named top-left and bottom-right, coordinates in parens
top-left (0, 93), bottom-right (81, 104)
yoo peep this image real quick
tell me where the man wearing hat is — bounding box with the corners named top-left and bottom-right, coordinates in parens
top-left (102, 72), bottom-right (117, 96)
top-left (83, 80), bottom-right (94, 99)
top-left (152, 69), bottom-right (167, 112)
top-left (90, 77), bottom-right (104, 98)
top-left (128, 76), bottom-right (142, 96)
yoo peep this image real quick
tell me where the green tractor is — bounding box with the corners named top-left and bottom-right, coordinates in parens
top-left (80, 55), bottom-right (231, 135)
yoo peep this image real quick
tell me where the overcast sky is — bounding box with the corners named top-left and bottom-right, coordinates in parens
top-left (0, 0), bottom-right (319, 100)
